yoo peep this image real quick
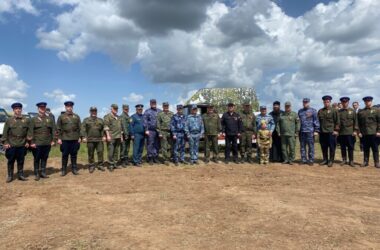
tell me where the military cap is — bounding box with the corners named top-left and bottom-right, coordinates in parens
top-left (122, 104), bottom-right (129, 109)
top-left (177, 104), bottom-right (183, 109)
top-left (322, 95), bottom-right (332, 101)
top-left (191, 104), bottom-right (197, 109)
top-left (362, 96), bottom-right (373, 101)
top-left (260, 105), bottom-right (267, 110)
top-left (273, 101), bottom-right (281, 106)
top-left (285, 101), bottom-right (291, 106)
top-left (36, 102), bottom-right (47, 107)
top-left (162, 102), bottom-right (169, 106)
top-left (11, 102), bottom-right (23, 109)
top-left (243, 101), bottom-right (251, 106)
top-left (207, 104), bottom-right (214, 108)
top-left (111, 104), bottom-right (118, 109)
top-left (64, 101), bottom-right (74, 106)
top-left (135, 104), bottom-right (144, 108)
top-left (89, 106), bottom-right (97, 111)
top-left (227, 102), bottom-right (235, 107)
top-left (150, 99), bottom-right (157, 103)
top-left (340, 97), bottom-right (350, 102)
top-left (46, 108), bottom-right (51, 112)
top-left (303, 98), bottom-right (310, 103)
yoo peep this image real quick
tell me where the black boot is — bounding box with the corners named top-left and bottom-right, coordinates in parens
top-left (6, 163), bottom-right (14, 183)
top-left (71, 156), bottom-right (79, 175)
top-left (348, 151), bottom-right (355, 167)
top-left (320, 150), bottom-right (328, 165)
top-left (40, 159), bottom-right (49, 178)
top-left (153, 157), bottom-right (159, 164)
top-left (361, 151), bottom-right (369, 167)
top-left (17, 164), bottom-right (27, 181)
top-left (148, 157), bottom-right (154, 165)
top-left (374, 152), bottom-right (380, 168)
top-left (88, 164), bottom-right (95, 173)
top-left (328, 151), bottom-right (335, 168)
top-left (340, 150), bottom-right (347, 166)
top-left (97, 162), bottom-right (105, 171)
top-left (61, 156), bottom-right (68, 176)
top-left (34, 160), bottom-right (40, 181)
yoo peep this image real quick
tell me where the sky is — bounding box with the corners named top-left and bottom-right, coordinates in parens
top-left (0, 0), bottom-right (379, 117)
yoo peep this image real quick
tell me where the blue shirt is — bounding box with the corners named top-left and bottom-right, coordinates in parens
top-left (185, 114), bottom-right (204, 135)
top-left (298, 107), bottom-right (320, 133)
top-left (143, 108), bottom-right (162, 131)
top-left (170, 113), bottom-right (187, 135)
top-left (129, 113), bottom-right (145, 135)
top-left (256, 114), bottom-right (275, 132)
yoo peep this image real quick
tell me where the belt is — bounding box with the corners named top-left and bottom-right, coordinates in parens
top-left (10, 134), bottom-right (26, 138)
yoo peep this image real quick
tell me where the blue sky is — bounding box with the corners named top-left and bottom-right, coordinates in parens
top-left (0, 0), bottom-right (379, 117)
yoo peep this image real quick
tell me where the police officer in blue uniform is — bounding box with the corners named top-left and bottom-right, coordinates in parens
top-left (130, 104), bottom-right (145, 167)
top-left (185, 104), bottom-right (204, 165)
top-left (298, 98), bottom-right (320, 165)
top-left (143, 99), bottom-right (162, 165)
top-left (171, 104), bottom-right (187, 166)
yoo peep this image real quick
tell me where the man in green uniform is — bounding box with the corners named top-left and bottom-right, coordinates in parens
top-left (104, 104), bottom-right (124, 171)
top-left (157, 102), bottom-right (174, 165)
top-left (358, 96), bottom-right (380, 168)
top-left (202, 104), bottom-right (221, 164)
top-left (56, 101), bottom-right (81, 176)
top-left (120, 104), bottom-right (131, 167)
top-left (318, 96), bottom-right (340, 167)
top-left (2, 103), bottom-right (29, 183)
top-left (28, 102), bottom-right (56, 180)
top-left (81, 107), bottom-right (105, 173)
top-left (277, 102), bottom-right (299, 165)
top-left (338, 97), bottom-right (358, 167)
top-left (239, 101), bottom-right (256, 163)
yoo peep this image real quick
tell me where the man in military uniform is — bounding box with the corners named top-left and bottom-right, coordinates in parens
top-left (277, 102), bottom-right (299, 165)
top-left (221, 103), bottom-right (242, 164)
top-left (185, 104), bottom-right (204, 165)
top-left (2, 103), bottom-right (29, 183)
top-left (28, 102), bottom-right (55, 181)
top-left (81, 107), bottom-right (105, 173)
top-left (357, 96), bottom-right (380, 168)
top-left (318, 95), bottom-right (340, 167)
top-left (298, 98), bottom-right (320, 166)
top-left (202, 104), bottom-right (221, 163)
top-left (130, 104), bottom-right (145, 167)
top-left (239, 101), bottom-right (256, 163)
top-left (170, 104), bottom-right (187, 166)
top-left (157, 102), bottom-right (174, 165)
top-left (104, 104), bottom-right (123, 171)
top-left (56, 101), bottom-right (81, 176)
top-left (338, 97), bottom-right (358, 167)
top-left (120, 104), bottom-right (131, 167)
top-left (143, 99), bottom-right (162, 165)
top-left (269, 101), bottom-right (284, 162)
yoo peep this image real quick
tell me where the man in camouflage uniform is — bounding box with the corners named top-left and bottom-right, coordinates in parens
top-left (120, 104), bottom-right (131, 167)
top-left (277, 102), bottom-right (299, 165)
top-left (56, 101), bottom-right (81, 176)
top-left (257, 120), bottom-right (272, 165)
top-left (171, 104), bottom-right (187, 166)
top-left (157, 102), bottom-right (174, 165)
top-left (81, 107), bottom-right (105, 173)
top-left (185, 104), bottom-right (204, 165)
top-left (338, 97), bottom-right (358, 167)
top-left (28, 102), bottom-right (56, 181)
top-left (2, 103), bottom-right (29, 183)
top-left (144, 99), bottom-right (162, 164)
top-left (202, 104), bottom-right (221, 164)
top-left (240, 101), bottom-right (256, 163)
top-left (130, 104), bottom-right (145, 167)
top-left (104, 104), bottom-right (123, 172)
top-left (358, 96), bottom-right (380, 168)
top-left (318, 95), bottom-right (340, 167)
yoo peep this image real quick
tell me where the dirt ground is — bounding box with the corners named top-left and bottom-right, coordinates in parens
top-left (0, 156), bottom-right (380, 250)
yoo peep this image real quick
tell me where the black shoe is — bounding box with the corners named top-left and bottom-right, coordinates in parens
top-left (89, 166), bottom-right (95, 173)
top-left (361, 162), bottom-right (369, 167)
top-left (320, 160), bottom-right (328, 166)
top-left (181, 161), bottom-right (189, 165)
top-left (109, 165), bottom-right (115, 172)
top-left (174, 162), bottom-right (179, 166)
top-left (349, 161), bottom-right (355, 167)
top-left (72, 168), bottom-right (79, 175)
top-left (375, 162), bottom-right (380, 169)
top-left (247, 158), bottom-right (253, 164)
top-left (233, 160), bottom-right (239, 164)
top-left (34, 175), bottom-right (40, 181)
top-left (327, 161), bottom-right (333, 167)
top-left (115, 165), bottom-right (122, 169)
top-left (282, 161), bottom-right (289, 165)
top-left (98, 165), bottom-right (106, 171)
top-left (288, 161), bottom-right (294, 165)
top-left (18, 174), bottom-right (27, 181)
top-left (212, 158), bottom-right (219, 163)
top-left (340, 159), bottom-right (347, 166)
top-left (61, 169), bottom-right (67, 176)
top-left (153, 157), bottom-right (159, 164)
top-left (40, 172), bottom-right (48, 178)
top-left (300, 161), bottom-right (307, 165)
top-left (6, 176), bottom-right (13, 183)
top-left (308, 162), bottom-right (314, 166)
top-left (204, 159), bottom-right (210, 164)
top-left (190, 161), bottom-right (194, 165)
top-left (224, 159), bottom-right (229, 165)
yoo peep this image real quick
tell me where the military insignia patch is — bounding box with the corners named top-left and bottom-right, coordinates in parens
top-left (348, 111), bottom-right (352, 115)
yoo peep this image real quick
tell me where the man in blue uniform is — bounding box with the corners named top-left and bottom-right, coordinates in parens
top-left (171, 104), bottom-right (187, 166)
top-left (143, 99), bottom-right (162, 165)
top-left (185, 104), bottom-right (204, 165)
top-left (130, 104), bottom-right (145, 167)
top-left (298, 98), bottom-right (320, 165)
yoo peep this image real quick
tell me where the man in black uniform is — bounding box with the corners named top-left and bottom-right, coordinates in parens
top-left (269, 101), bottom-right (284, 162)
top-left (221, 103), bottom-right (242, 164)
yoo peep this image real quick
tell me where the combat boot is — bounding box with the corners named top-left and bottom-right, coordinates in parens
top-left (88, 164), bottom-right (95, 173)
top-left (6, 163), bottom-right (14, 183)
top-left (340, 158), bottom-right (347, 166)
top-left (97, 163), bottom-right (105, 171)
top-left (71, 157), bottom-right (79, 175)
top-left (361, 151), bottom-right (369, 167)
top-left (148, 157), bottom-right (154, 166)
top-left (348, 151), bottom-right (355, 167)
top-left (247, 156), bottom-right (253, 164)
top-left (34, 161), bottom-right (40, 181)
top-left (204, 158), bottom-right (210, 164)
top-left (374, 153), bottom-right (380, 168)
top-left (61, 157), bottom-right (68, 176)
top-left (17, 164), bottom-right (27, 181)
top-left (153, 157), bottom-right (159, 164)
top-left (40, 159), bottom-right (49, 178)
top-left (109, 163), bottom-right (115, 172)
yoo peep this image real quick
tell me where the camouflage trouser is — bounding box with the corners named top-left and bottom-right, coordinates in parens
top-left (173, 133), bottom-right (185, 162)
top-left (87, 141), bottom-right (104, 165)
top-left (259, 144), bottom-right (270, 164)
top-left (300, 132), bottom-right (315, 163)
top-left (107, 139), bottom-right (121, 165)
top-left (160, 131), bottom-right (172, 161)
top-left (120, 137), bottom-right (131, 163)
top-left (281, 136), bottom-right (296, 162)
top-left (204, 135), bottom-right (218, 160)
top-left (240, 131), bottom-right (253, 159)
top-left (189, 134), bottom-right (201, 161)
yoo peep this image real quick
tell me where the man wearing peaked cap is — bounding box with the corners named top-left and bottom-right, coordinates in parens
top-left (3, 102), bottom-right (29, 183)
top-left (129, 103), bottom-right (145, 166)
top-left (56, 100), bottom-right (81, 176)
top-left (157, 102), bottom-right (174, 165)
top-left (120, 104), bottom-right (131, 167)
top-left (28, 101), bottom-right (56, 180)
top-left (144, 99), bottom-right (162, 165)
top-left (221, 101), bottom-right (242, 164)
top-left (240, 100), bottom-right (256, 164)
top-left (358, 96), bottom-right (380, 168)
top-left (270, 101), bottom-right (284, 163)
top-left (81, 106), bottom-right (106, 173)
top-left (185, 104), bottom-right (204, 165)
top-left (171, 104), bottom-right (187, 166)
top-left (202, 104), bottom-right (221, 164)
top-left (318, 95), bottom-right (340, 167)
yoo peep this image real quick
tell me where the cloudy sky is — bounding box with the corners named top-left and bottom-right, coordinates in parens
top-left (0, 0), bottom-right (379, 117)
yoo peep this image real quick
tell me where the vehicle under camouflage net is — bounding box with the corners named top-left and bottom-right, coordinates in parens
top-left (185, 88), bottom-right (259, 113)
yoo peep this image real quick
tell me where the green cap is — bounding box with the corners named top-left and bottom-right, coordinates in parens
top-left (122, 104), bottom-right (129, 109)
top-left (111, 104), bottom-right (118, 109)
top-left (285, 101), bottom-right (291, 106)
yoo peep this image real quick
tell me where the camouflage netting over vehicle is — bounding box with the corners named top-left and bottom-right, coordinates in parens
top-left (186, 88), bottom-right (259, 113)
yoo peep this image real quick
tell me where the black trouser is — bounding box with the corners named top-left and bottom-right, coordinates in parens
top-left (5, 146), bottom-right (26, 177)
top-left (270, 131), bottom-right (283, 162)
top-left (338, 135), bottom-right (355, 161)
top-left (32, 145), bottom-right (51, 175)
top-left (319, 132), bottom-right (337, 161)
top-left (225, 135), bottom-right (238, 161)
top-left (60, 140), bottom-right (80, 170)
top-left (362, 135), bottom-right (379, 163)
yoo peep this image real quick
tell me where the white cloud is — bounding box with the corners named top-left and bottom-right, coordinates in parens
top-left (0, 64), bottom-right (28, 108)
top-left (0, 0), bottom-right (38, 15)
top-left (123, 92), bottom-right (144, 103)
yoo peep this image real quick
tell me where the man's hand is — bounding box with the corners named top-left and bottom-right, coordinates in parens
top-left (57, 139), bottom-right (62, 145)
top-left (352, 132), bottom-right (357, 137)
top-left (102, 136), bottom-right (106, 142)
top-left (359, 133), bottom-right (363, 138)
top-left (332, 131), bottom-right (339, 136)
top-left (252, 134), bottom-right (256, 140)
top-left (25, 143), bottom-right (29, 148)
top-left (30, 143), bottom-right (37, 148)
top-left (376, 132), bottom-right (380, 137)
top-left (82, 138), bottom-right (87, 143)
top-left (78, 138), bottom-right (82, 143)
top-left (106, 135), bottom-right (112, 142)
top-left (50, 141), bottom-right (55, 146)
top-left (121, 137), bottom-right (124, 142)
top-left (159, 134), bottom-right (163, 138)
top-left (4, 144), bottom-right (10, 149)
top-left (131, 136), bottom-right (135, 140)
top-left (313, 132), bottom-right (319, 137)
top-left (237, 133), bottom-right (241, 137)
top-left (145, 131), bottom-right (150, 136)
top-left (173, 135), bottom-right (177, 140)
